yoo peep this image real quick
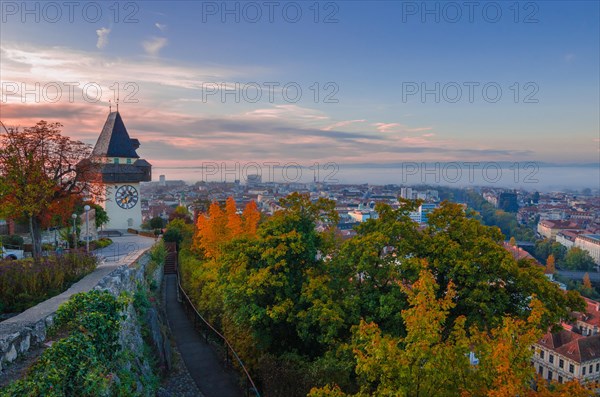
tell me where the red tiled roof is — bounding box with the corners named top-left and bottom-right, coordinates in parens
top-left (573, 297), bottom-right (600, 328)
top-left (537, 330), bottom-right (599, 363)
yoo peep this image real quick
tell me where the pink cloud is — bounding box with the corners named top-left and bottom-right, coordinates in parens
top-left (322, 119), bottom-right (366, 131)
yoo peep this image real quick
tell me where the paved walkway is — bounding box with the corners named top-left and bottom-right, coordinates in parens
top-left (0, 234), bottom-right (155, 330)
top-left (164, 275), bottom-right (243, 397)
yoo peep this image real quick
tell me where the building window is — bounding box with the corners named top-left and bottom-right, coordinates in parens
top-left (538, 366), bottom-right (543, 375)
top-left (549, 354), bottom-right (554, 364)
top-left (559, 359), bottom-right (564, 369)
top-left (569, 364), bottom-right (574, 373)
top-left (113, 158), bottom-right (119, 164)
top-left (596, 363), bottom-right (599, 372)
top-left (127, 158), bottom-right (132, 164)
top-left (547, 370), bottom-right (553, 381)
top-left (590, 365), bottom-right (593, 373)
top-left (558, 376), bottom-right (563, 383)
top-left (540, 350), bottom-right (545, 359)
top-left (582, 367), bottom-right (586, 375)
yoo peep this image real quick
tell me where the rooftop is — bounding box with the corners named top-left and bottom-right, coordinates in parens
top-left (92, 111), bottom-right (140, 159)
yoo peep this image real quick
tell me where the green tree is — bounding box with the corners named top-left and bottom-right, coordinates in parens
top-left (563, 247), bottom-right (596, 271)
top-left (76, 202), bottom-right (109, 230)
top-left (148, 216), bottom-right (165, 229)
top-left (163, 218), bottom-right (194, 249)
top-left (216, 194), bottom-right (345, 359)
top-left (169, 205), bottom-right (192, 223)
top-left (339, 201), bottom-right (583, 332)
top-left (309, 269), bottom-right (552, 397)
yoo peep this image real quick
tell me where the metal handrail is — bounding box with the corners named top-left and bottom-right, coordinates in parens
top-left (176, 269), bottom-right (261, 397)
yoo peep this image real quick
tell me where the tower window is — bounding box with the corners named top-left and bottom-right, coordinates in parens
top-left (113, 158), bottom-right (119, 164)
top-left (127, 158), bottom-right (132, 164)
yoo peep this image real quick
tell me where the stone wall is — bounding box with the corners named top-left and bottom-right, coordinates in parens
top-left (0, 249), bottom-right (166, 375)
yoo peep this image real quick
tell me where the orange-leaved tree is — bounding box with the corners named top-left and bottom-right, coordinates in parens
top-left (194, 198), bottom-right (260, 259)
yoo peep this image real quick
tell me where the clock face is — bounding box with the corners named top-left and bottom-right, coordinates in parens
top-left (115, 185), bottom-right (139, 209)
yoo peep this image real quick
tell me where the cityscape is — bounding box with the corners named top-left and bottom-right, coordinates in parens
top-left (1, 1), bottom-right (599, 397)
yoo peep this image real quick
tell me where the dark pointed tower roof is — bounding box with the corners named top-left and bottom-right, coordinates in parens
top-left (92, 111), bottom-right (140, 158)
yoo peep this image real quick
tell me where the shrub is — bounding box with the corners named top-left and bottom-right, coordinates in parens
top-left (146, 240), bottom-right (166, 278)
top-left (92, 238), bottom-right (112, 250)
top-left (1, 290), bottom-right (124, 397)
top-left (0, 234), bottom-right (24, 247)
top-left (0, 252), bottom-right (97, 313)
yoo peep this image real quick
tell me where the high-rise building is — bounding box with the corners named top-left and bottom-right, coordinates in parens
top-left (400, 187), bottom-right (413, 200)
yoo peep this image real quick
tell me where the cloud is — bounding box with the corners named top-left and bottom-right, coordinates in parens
top-left (322, 119), bottom-right (366, 131)
top-left (373, 122), bottom-right (401, 133)
top-left (142, 37), bottom-right (168, 56)
top-left (96, 27), bottom-right (111, 49)
top-left (0, 43), bottom-right (261, 94)
top-left (155, 23), bottom-right (167, 32)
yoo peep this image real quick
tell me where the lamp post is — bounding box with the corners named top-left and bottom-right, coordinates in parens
top-left (84, 205), bottom-right (90, 252)
top-left (71, 213), bottom-right (77, 249)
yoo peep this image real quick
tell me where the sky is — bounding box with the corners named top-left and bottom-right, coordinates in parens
top-left (1, 1), bottom-right (599, 187)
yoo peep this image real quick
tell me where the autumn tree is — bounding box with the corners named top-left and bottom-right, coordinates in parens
top-left (0, 121), bottom-right (99, 257)
top-left (583, 273), bottom-right (593, 290)
top-left (546, 254), bottom-right (556, 274)
top-left (194, 198), bottom-right (261, 258)
top-left (242, 200), bottom-right (260, 235)
top-left (225, 197), bottom-right (243, 236)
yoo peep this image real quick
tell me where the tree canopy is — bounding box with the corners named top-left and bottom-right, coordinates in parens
top-left (178, 194), bottom-right (587, 397)
top-left (0, 121), bottom-right (100, 256)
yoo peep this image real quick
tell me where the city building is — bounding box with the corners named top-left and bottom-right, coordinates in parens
top-left (348, 210), bottom-right (377, 223)
top-left (247, 174), bottom-right (262, 186)
top-left (400, 187), bottom-right (413, 200)
top-left (537, 220), bottom-right (579, 240)
top-left (499, 192), bottom-right (519, 212)
top-left (419, 203), bottom-right (438, 224)
top-left (556, 230), bottom-right (585, 249)
top-left (533, 297), bottom-right (600, 384)
top-left (574, 234), bottom-right (600, 265)
top-left (533, 331), bottom-right (600, 384)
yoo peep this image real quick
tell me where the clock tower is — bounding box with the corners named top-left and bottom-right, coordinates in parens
top-left (91, 111), bottom-right (151, 230)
